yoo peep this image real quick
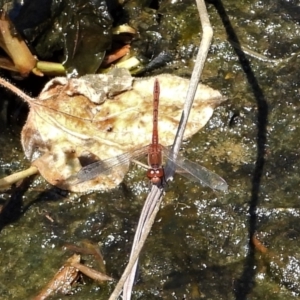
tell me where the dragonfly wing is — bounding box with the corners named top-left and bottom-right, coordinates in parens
top-left (162, 147), bottom-right (228, 191)
top-left (75, 145), bottom-right (149, 184)
top-left (76, 154), bottom-right (130, 183)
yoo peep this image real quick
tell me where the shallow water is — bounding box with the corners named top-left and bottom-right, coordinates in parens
top-left (1, 0), bottom-right (300, 299)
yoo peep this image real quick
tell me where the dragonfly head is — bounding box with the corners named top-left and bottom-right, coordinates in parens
top-left (147, 168), bottom-right (164, 185)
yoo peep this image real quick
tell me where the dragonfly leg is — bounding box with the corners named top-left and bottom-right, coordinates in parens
top-left (131, 159), bottom-right (150, 170)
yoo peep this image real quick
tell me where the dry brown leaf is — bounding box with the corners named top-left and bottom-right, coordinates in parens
top-left (34, 254), bottom-right (112, 300)
top-left (15, 68), bottom-right (226, 192)
top-left (34, 254), bottom-right (81, 300)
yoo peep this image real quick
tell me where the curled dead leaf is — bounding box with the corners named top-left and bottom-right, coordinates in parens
top-left (0, 11), bottom-right (37, 76)
top-left (34, 254), bottom-right (112, 300)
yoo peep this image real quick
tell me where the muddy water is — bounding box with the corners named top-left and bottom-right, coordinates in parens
top-left (1, 0), bottom-right (300, 299)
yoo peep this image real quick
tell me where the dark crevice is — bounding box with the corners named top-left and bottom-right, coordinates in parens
top-left (212, 1), bottom-right (268, 299)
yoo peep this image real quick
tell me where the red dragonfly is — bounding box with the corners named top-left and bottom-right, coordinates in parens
top-left (146, 78), bottom-right (164, 184)
top-left (74, 80), bottom-right (228, 191)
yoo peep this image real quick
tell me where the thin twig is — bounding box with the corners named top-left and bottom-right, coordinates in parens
top-left (108, 186), bottom-right (163, 300)
top-left (122, 184), bottom-right (164, 298)
top-left (0, 165), bottom-right (38, 189)
top-left (0, 77), bottom-right (35, 104)
top-left (109, 0), bottom-right (214, 299)
top-left (165, 0), bottom-right (213, 179)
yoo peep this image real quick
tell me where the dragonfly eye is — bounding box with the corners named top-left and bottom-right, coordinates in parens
top-left (147, 168), bottom-right (164, 181)
top-left (155, 169), bottom-right (164, 177)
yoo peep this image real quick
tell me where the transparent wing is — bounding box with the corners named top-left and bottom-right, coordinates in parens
top-left (162, 147), bottom-right (228, 191)
top-left (73, 144), bottom-right (228, 191)
top-left (74, 145), bottom-right (149, 184)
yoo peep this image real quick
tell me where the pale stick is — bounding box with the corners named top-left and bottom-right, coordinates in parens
top-left (109, 0), bottom-right (214, 299)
